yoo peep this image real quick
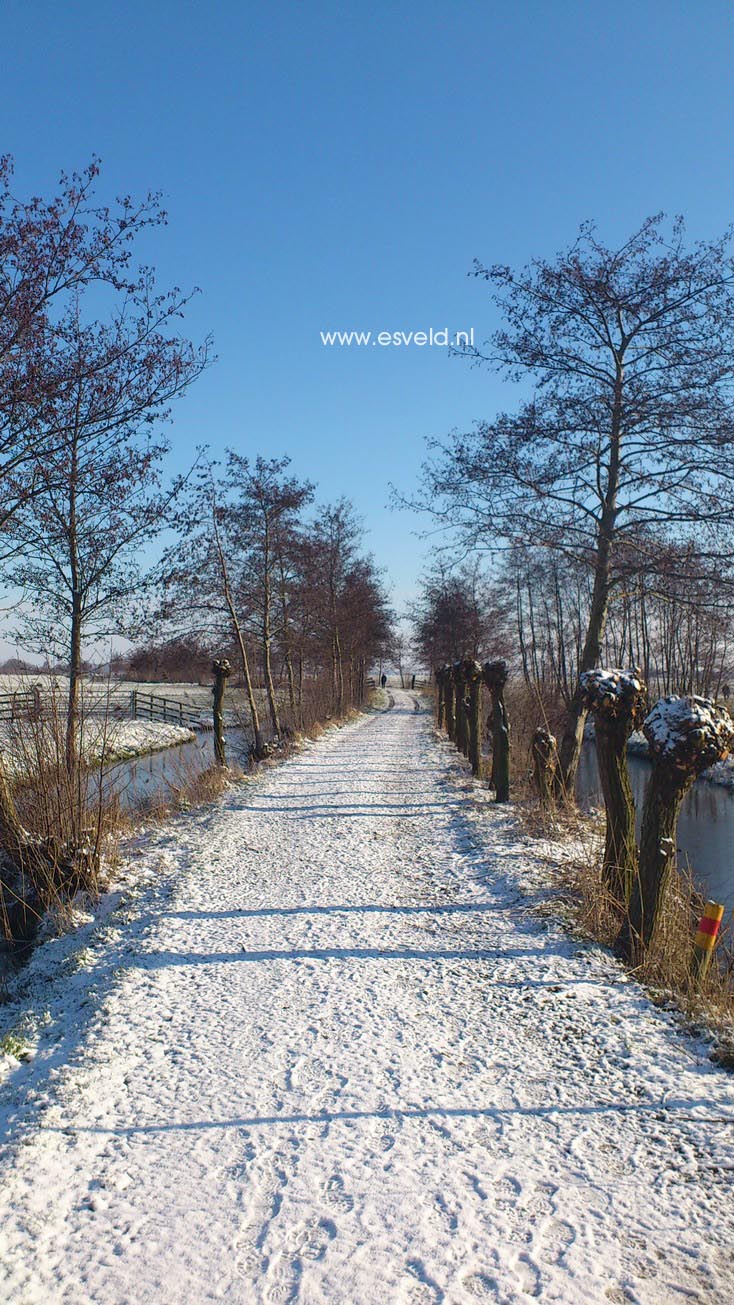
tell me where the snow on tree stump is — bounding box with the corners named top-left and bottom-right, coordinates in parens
top-left (212, 658), bottom-right (232, 766)
top-left (461, 658), bottom-right (484, 777)
top-left (482, 659), bottom-right (510, 802)
top-left (532, 728), bottom-right (559, 808)
top-left (579, 667), bottom-right (647, 906)
top-left (616, 695), bottom-right (734, 963)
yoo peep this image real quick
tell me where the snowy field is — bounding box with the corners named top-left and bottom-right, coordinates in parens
top-left (85, 718), bottom-right (196, 763)
top-left (0, 673), bottom-right (273, 718)
top-left (0, 690), bottom-right (733, 1302)
top-left (0, 717), bottom-right (195, 773)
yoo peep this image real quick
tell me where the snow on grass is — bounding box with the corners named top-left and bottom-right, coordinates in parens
top-left (0, 717), bottom-right (195, 776)
top-left (88, 718), bottom-right (195, 763)
top-left (0, 691), bottom-right (733, 1302)
top-left (0, 672), bottom-right (273, 713)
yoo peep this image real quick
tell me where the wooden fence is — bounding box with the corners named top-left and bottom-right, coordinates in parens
top-left (0, 687), bottom-right (42, 721)
top-left (130, 690), bottom-right (206, 729)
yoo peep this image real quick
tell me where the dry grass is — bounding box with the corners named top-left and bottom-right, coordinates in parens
top-left (427, 673), bottom-right (734, 1059)
top-left (0, 678), bottom-right (374, 949)
top-left (523, 790), bottom-right (734, 1061)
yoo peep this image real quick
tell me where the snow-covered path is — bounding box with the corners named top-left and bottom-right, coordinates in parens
top-left (1, 690), bottom-right (734, 1303)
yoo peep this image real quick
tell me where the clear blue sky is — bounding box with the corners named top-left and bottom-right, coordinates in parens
top-left (2, 0), bottom-right (734, 621)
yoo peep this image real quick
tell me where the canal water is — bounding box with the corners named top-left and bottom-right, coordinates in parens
top-left (101, 728), bottom-right (252, 810)
top-left (577, 744), bottom-right (734, 913)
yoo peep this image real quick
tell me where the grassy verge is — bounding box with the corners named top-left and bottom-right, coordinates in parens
top-left (515, 794), bottom-right (734, 1066)
top-left (424, 676), bottom-right (734, 1064)
top-left (1, 694), bottom-right (377, 956)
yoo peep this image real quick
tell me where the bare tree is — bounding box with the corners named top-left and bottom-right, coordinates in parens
top-left (225, 455), bottom-right (314, 738)
top-left (8, 288), bottom-right (207, 770)
top-left (410, 560), bottom-right (510, 669)
top-left (405, 217), bottom-right (734, 789)
top-left (0, 157), bottom-right (178, 551)
top-left (160, 466), bottom-right (266, 756)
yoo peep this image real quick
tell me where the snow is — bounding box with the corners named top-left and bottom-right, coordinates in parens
top-left (579, 667), bottom-right (645, 717)
top-left (644, 695), bottom-right (734, 772)
top-left (627, 729), bottom-right (734, 791)
top-left (0, 718), bottom-right (195, 775)
top-left (1, 690), bottom-right (733, 1302)
top-left (0, 673), bottom-right (269, 717)
top-left (88, 718), bottom-right (195, 763)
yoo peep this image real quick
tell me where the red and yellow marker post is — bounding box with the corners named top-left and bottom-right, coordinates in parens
top-left (693, 901), bottom-right (725, 981)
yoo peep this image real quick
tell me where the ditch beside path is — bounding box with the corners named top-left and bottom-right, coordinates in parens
top-left (1, 689), bottom-right (733, 1303)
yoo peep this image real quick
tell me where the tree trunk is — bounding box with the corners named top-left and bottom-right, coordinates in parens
top-left (262, 602), bottom-right (281, 739)
top-left (436, 669), bottom-right (446, 730)
top-left (594, 717), bottom-right (638, 905)
top-left (468, 675), bottom-right (482, 776)
top-left (454, 668), bottom-right (468, 755)
top-left (66, 434), bottom-right (82, 776)
top-left (614, 693), bottom-right (734, 963)
top-left (532, 729), bottom-right (558, 807)
top-left (212, 501), bottom-right (265, 757)
top-left (558, 363), bottom-right (624, 793)
top-left (616, 766), bottom-right (683, 963)
top-left (278, 560), bottom-right (297, 715)
top-left (490, 698), bottom-right (510, 801)
top-left (445, 675), bottom-right (456, 742)
top-left (483, 661), bottom-right (510, 803)
top-left (66, 587), bottom-right (83, 775)
top-left (579, 669), bottom-right (647, 907)
top-left (212, 659), bottom-right (231, 766)
top-left (335, 627), bottom-right (344, 714)
top-left (556, 558), bottom-right (611, 795)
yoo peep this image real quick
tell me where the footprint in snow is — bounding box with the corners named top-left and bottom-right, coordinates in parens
top-left (462, 1270), bottom-right (501, 1299)
top-left (263, 1253), bottom-right (301, 1305)
top-left (406, 1257), bottom-right (444, 1303)
top-left (515, 1251), bottom-right (542, 1297)
top-left (324, 1174), bottom-right (354, 1212)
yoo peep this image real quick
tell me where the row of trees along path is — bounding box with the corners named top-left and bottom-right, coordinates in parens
top-left (404, 218), bottom-right (734, 802)
top-left (433, 658), bottom-right (734, 971)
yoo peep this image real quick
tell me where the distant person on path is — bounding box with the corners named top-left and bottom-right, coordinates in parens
top-left (411, 674), bottom-right (416, 689)
top-left (381, 674), bottom-right (387, 689)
